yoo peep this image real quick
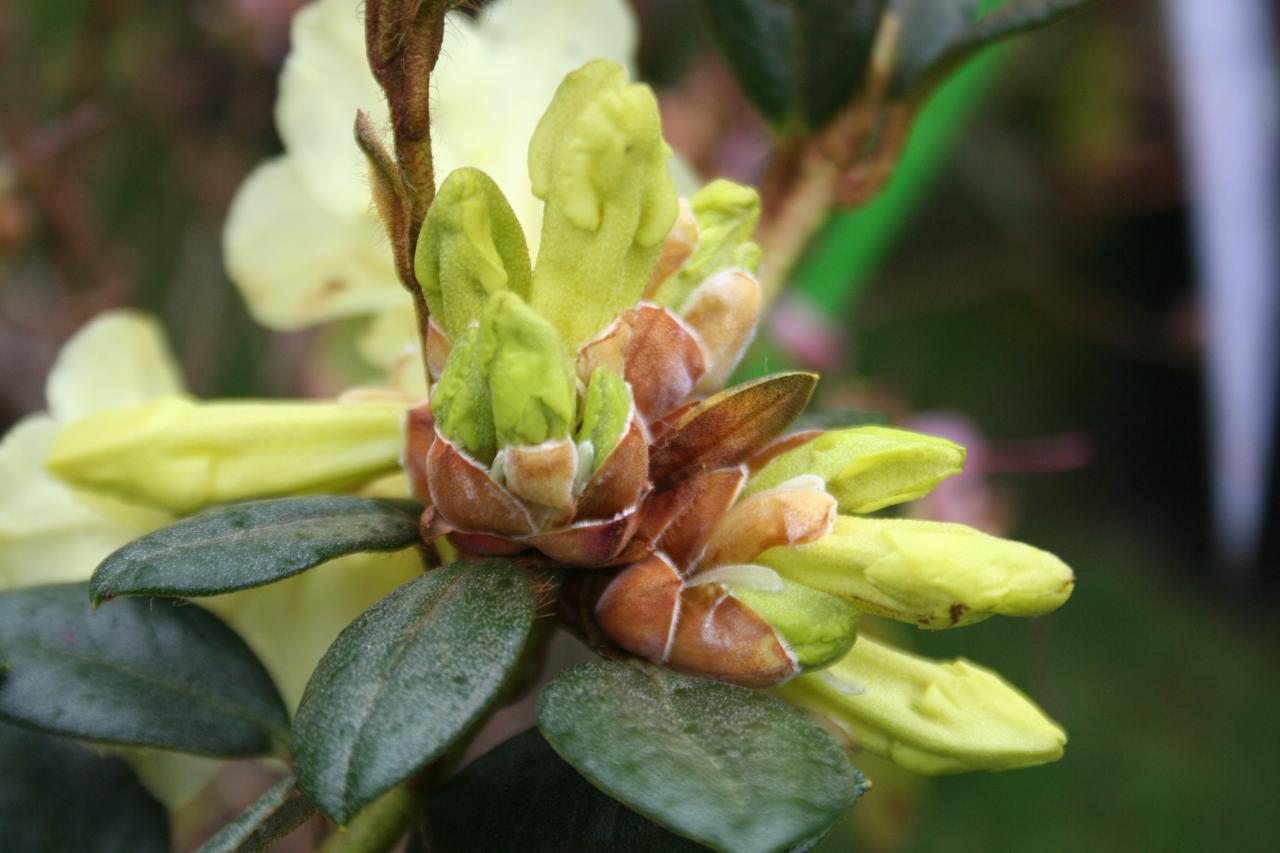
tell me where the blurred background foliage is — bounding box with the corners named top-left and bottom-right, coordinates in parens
top-left (1, 0), bottom-right (1277, 850)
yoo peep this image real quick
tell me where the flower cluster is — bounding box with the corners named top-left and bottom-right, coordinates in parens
top-left (1, 1), bottom-right (1077, 792)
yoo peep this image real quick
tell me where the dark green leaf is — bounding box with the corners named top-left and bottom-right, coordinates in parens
top-left (888, 0), bottom-right (983, 94)
top-left (790, 0), bottom-right (888, 128)
top-left (293, 560), bottom-right (535, 824)
top-left (0, 583), bottom-right (288, 756)
top-left (538, 662), bottom-right (865, 853)
top-left (0, 719), bottom-right (169, 852)
top-left (895, 0), bottom-right (1092, 97)
top-left (197, 775), bottom-right (315, 853)
top-left (91, 496), bottom-right (422, 603)
top-left (695, 0), bottom-right (794, 126)
top-left (429, 729), bottom-right (710, 852)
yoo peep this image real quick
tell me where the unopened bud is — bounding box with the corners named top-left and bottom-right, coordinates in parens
top-left (746, 425), bottom-right (965, 514)
top-left (431, 326), bottom-right (497, 463)
top-left (759, 516), bottom-right (1075, 629)
top-left (652, 179), bottom-right (762, 311)
top-left (576, 367), bottom-right (633, 477)
top-left (775, 635), bottom-right (1066, 774)
top-left (528, 60), bottom-right (678, 347)
top-left (414, 167), bottom-right (533, 340)
top-left (704, 566), bottom-right (860, 671)
top-left (479, 291), bottom-right (577, 449)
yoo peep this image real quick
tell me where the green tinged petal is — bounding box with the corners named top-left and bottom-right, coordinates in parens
top-left (414, 167), bottom-right (532, 340)
top-left (746, 425), bottom-right (965, 514)
top-left (433, 326), bottom-right (498, 462)
top-left (758, 516), bottom-right (1075, 629)
top-left (775, 635), bottom-right (1067, 774)
top-left (480, 291), bottom-right (577, 448)
top-left (45, 397), bottom-right (406, 514)
top-left (654, 179), bottom-right (762, 311)
top-left (576, 367), bottom-right (632, 475)
top-left (528, 59), bottom-right (678, 347)
top-left (726, 573), bottom-right (860, 671)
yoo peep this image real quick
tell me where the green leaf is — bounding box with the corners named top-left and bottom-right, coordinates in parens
top-left (197, 775), bottom-right (315, 853)
top-left (429, 729), bottom-right (710, 851)
top-left (0, 719), bottom-right (169, 852)
top-left (293, 560), bottom-right (535, 824)
top-left (90, 496), bottom-right (422, 603)
top-left (790, 0), bottom-right (888, 128)
top-left (0, 583), bottom-right (288, 756)
top-left (895, 0), bottom-right (1092, 97)
top-left (538, 662), bottom-right (865, 853)
top-left (695, 0), bottom-right (794, 127)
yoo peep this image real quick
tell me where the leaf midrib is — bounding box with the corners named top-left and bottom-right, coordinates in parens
top-left (2, 634), bottom-right (283, 746)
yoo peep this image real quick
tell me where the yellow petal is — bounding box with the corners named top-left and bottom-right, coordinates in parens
top-left (223, 157), bottom-right (402, 330)
top-left (0, 416), bottom-right (164, 588)
top-left (776, 635), bottom-right (1066, 774)
top-left (45, 310), bottom-right (186, 422)
top-left (202, 550), bottom-right (422, 711)
top-left (275, 0), bottom-right (388, 218)
top-left (46, 396), bottom-right (407, 514)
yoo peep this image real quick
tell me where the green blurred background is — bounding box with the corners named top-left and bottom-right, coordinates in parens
top-left (1, 0), bottom-right (1277, 850)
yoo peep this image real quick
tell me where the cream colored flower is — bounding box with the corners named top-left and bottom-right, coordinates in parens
top-left (0, 311), bottom-right (421, 802)
top-left (223, 0), bottom-right (668, 368)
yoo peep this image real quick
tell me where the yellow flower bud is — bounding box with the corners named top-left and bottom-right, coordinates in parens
top-left (414, 167), bottom-right (532, 340)
top-left (652, 178), bottom-right (762, 310)
top-left (759, 516), bottom-right (1075, 629)
top-left (431, 326), bottom-right (497, 463)
top-left (45, 396), bottom-right (406, 514)
top-left (718, 569), bottom-right (860, 672)
top-left (528, 60), bottom-right (679, 347)
top-left (479, 291), bottom-right (577, 449)
top-left (746, 425), bottom-right (965, 514)
top-left (775, 635), bottom-right (1066, 774)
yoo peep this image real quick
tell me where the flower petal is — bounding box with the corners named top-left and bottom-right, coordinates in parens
top-left (45, 310), bottom-right (186, 422)
top-left (223, 157), bottom-right (401, 330)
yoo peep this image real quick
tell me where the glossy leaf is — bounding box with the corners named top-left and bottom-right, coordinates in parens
top-left (694, 0), bottom-right (793, 127)
top-left (293, 560), bottom-right (535, 824)
top-left (538, 662), bottom-right (865, 853)
top-left (896, 0), bottom-right (1093, 97)
top-left (790, 0), bottom-right (888, 128)
top-left (429, 729), bottom-right (709, 852)
top-left (0, 720), bottom-right (170, 852)
top-left (197, 775), bottom-right (315, 853)
top-left (0, 583), bottom-right (288, 756)
top-left (90, 496), bottom-right (423, 603)
top-left (696, 0), bottom-right (891, 131)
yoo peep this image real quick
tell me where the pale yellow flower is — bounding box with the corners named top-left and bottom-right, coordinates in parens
top-left (222, 0), bottom-right (688, 369)
top-left (0, 311), bottom-right (420, 803)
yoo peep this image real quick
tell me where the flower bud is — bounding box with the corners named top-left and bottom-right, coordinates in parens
top-left (775, 635), bottom-right (1066, 774)
top-left (708, 566), bottom-right (860, 671)
top-left (576, 367), bottom-right (633, 477)
top-left (45, 396), bottom-right (406, 514)
top-left (745, 425), bottom-right (965, 514)
top-left (479, 291), bottom-right (577, 449)
top-left (431, 326), bottom-right (497, 463)
top-left (414, 167), bottom-right (532, 340)
top-left (758, 516), bottom-right (1075, 629)
top-left (528, 60), bottom-right (679, 348)
top-left (652, 179), bottom-right (762, 310)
